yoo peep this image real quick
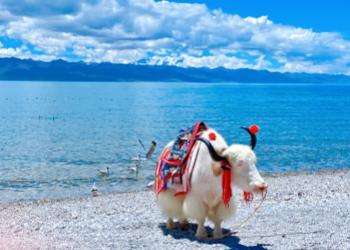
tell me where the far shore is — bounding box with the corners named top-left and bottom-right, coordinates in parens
top-left (1, 169), bottom-right (349, 249)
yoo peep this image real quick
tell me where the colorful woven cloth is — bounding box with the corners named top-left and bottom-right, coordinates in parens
top-left (154, 122), bottom-right (207, 195)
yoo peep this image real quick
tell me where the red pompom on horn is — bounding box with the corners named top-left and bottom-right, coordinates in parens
top-left (248, 125), bottom-right (259, 135)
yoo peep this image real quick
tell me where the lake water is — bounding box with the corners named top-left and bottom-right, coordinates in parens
top-left (0, 81), bottom-right (350, 202)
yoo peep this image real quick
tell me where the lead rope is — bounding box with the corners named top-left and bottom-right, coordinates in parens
top-left (207, 190), bottom-right (268, 240)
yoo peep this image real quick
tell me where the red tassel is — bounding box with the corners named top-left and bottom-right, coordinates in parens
top-left (243, 191), bottom-right (254, 203)
top-left (222, 169), bottom-right (232, 207)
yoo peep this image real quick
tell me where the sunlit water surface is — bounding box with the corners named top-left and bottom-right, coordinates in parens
top-left (0, 81), bottom-right (349, 202)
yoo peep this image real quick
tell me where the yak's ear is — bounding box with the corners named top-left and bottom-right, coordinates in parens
top-left (212, 162), bottom-right (222, 176)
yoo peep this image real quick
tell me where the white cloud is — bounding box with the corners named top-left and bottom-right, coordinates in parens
top-left (0, 0), bottom-right (350, 74)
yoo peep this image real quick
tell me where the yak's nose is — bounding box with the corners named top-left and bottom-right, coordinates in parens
top-left (253, 182), bottom-right (268, 193)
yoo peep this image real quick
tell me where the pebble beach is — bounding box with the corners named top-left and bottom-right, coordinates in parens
top-left (1, 169), bottom-right (349, 250)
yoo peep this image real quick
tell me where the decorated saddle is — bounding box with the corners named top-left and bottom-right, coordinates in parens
top-left (154, 122), bottom-right (260, 206)
top-left (154, 122), bottom-right (207, 196)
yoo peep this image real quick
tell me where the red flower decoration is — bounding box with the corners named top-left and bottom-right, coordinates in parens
top-left (249, 125), bottom-right (260, 134)
top-left (208, 132), bottom-right (216, 141)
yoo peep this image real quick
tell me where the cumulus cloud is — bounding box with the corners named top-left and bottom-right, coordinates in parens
top-left (0, 0), bottom-right (96, 16)
top-left (0, 0), bottom-right (350, 74)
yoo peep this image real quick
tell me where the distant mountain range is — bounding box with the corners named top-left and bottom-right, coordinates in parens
top-left (0, 57), bottom-right (349, 83)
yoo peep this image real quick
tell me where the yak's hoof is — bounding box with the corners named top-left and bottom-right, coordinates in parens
top-left (166, 219), bottom-right (176, 230)
top-left (180, 220), bottom-right (189, 230)
top-left (213, 230), bottom-right (223, 239)
top-left (195, 231), bottom-right (207, 240)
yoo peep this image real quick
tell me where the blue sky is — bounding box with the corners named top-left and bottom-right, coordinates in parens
top-left (170, 0), bottom-right (350, 37)
top-left (0, 0), bottom-right (350, 75)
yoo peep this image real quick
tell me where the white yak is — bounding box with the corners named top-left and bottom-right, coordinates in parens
top-left (156, 127), bottom-right (268, 239)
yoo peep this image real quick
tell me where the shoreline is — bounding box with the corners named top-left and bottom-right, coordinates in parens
top-left (1, 168), bottom-right (349, 205)
top-left (0, 168), bottom-right (348, 203)
top-left (1, 169), bottom-right (350, 249)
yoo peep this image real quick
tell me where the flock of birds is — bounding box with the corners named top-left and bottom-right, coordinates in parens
top-left (91, 140), bottom-right (157, 196)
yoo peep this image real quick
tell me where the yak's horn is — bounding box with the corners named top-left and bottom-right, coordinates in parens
top-left (196, 137), bottom-right (226, 162)
top-left (241, 125), bottom-right (259, 150)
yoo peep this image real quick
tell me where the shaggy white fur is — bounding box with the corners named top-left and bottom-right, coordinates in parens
top-left (156, 128), bottom-right (267, 239)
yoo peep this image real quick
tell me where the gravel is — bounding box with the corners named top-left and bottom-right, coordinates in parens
top-left (1, 169), bottom-right (350, 250)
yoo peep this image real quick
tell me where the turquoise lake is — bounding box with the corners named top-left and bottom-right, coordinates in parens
top-left (0, 81), bottom-right (349, 202)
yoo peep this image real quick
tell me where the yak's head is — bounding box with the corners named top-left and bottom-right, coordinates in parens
top-left (222, 125), bottom-right (267, 194)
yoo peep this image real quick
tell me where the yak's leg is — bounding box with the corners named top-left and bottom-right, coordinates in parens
top-left (179, 218), bottom-right (189, 230)
top-left (183, 194), bottom-right (208, 239)
top-left (157, 189), bottom-right (185, 230)
top-left (213, 219), bottom-right (223, 238)
top-left (208, 204), bottom-right (223, 238)
top-left (210, 200), bottom-right (237, 238)
top-left (166, 218), bottom-right (176, 229)
top-left (196, 218), bottom-right (207, 239)
top-left (210, 203), bottom-right (224, 238)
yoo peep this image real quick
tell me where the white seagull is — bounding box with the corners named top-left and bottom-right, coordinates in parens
top-left (130, 154), bottom-right (143, 172)
top-left (145, 141), bottom-right (157, 160)
top-left (146, 180), bottom-right (155, 188)
top-left (91, 182), bottom-right (98, 197)
top-left (97, 167), bottom-right (110, 176)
